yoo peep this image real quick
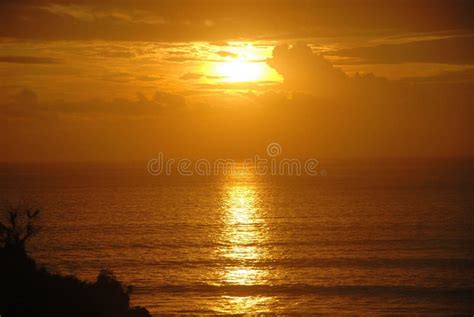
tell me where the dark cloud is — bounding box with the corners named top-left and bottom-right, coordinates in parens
top-left (135, 75), bottom-right (161, 81)
top-left (0, 55), bottom-right (60, 64)
top-left (263, 42), bottom-right (473, 157)
top-left (91, 49), bottom-right (136, 59)
top-left (209, 41), bottom-right (229, 46)
top-left (268, 42), bottom-right (474, 102)
top-left (1, 73), bottom-right (473, 160)
top-left (267, 43), bottom-right (347, 95)
top-left (167, 51), bottom-right (190, 55)
top-left (327, 36), bottom-right (474, 65)
top-left (164, 56), bottom-right (203, 63)
top-left (180, 73), bottom-right (204, 80)
top-left (97, 72), bottom-right (162, 83)
top-left (216, 51), bottom-right (238, 58)
top-left (0, 89), bottom-right (185, 118)
top-left (400, 68), bottom-right (474, 84)
top-left (0, 0), bottom-right (472, 41)
top-left (195, 81), bottom-right (279, 91)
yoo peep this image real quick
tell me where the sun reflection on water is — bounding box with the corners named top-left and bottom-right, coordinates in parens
top-left (217, 167), bottom-right (273, 312)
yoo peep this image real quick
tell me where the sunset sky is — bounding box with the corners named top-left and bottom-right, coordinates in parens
top-left (1, 0), bottom-right (473, 161)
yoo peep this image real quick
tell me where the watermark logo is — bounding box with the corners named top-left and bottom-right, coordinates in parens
top-left (147, 143), bottom-right (326, 176)
top-left (266, 142), bottom-right (282, 157)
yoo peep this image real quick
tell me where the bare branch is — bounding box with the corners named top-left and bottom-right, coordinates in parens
top-left (0, 204), bottom-right (42, 250)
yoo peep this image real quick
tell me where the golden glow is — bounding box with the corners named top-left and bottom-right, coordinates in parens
top-left (206, 43), bottom-right (281, 83)
top-left (220, 168), bottom-right (266, 263)
top-left (215, 167), bottom-right (273, 312)
top-left (221, 295), bottom-right (273, 313)
top-left (215, 60), bottom-right (266, 82)
top-left (222, 183), bottom-right (266, 282)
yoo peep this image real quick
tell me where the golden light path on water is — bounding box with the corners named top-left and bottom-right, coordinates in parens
top-left (217, 167), bottom-right (273, 313)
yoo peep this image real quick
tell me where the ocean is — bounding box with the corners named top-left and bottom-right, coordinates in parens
top-left (0, 159), bottom-right (472, 315)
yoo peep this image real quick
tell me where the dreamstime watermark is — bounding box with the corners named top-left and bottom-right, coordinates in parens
top-left (147, 142), bottom-right (327, 176)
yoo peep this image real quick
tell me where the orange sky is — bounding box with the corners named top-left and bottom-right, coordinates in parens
top-left (0, 0), bottom-right (473, 161)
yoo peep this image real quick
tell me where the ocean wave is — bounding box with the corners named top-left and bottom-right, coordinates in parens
top-left (139, 284), bottom-right (474, 298)
top-left (107, 257), bottom-right (474, 269)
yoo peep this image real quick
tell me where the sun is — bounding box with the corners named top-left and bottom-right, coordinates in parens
top-left (215, 60), bottom-right (266, 82)
top-left (204, 43), bottom-right (281, 83)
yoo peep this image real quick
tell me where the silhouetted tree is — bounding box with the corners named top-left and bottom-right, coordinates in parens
top-left (0, 204), bottom-right (151, 317)
top-left (0, 204), bottom-right (41, 251)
